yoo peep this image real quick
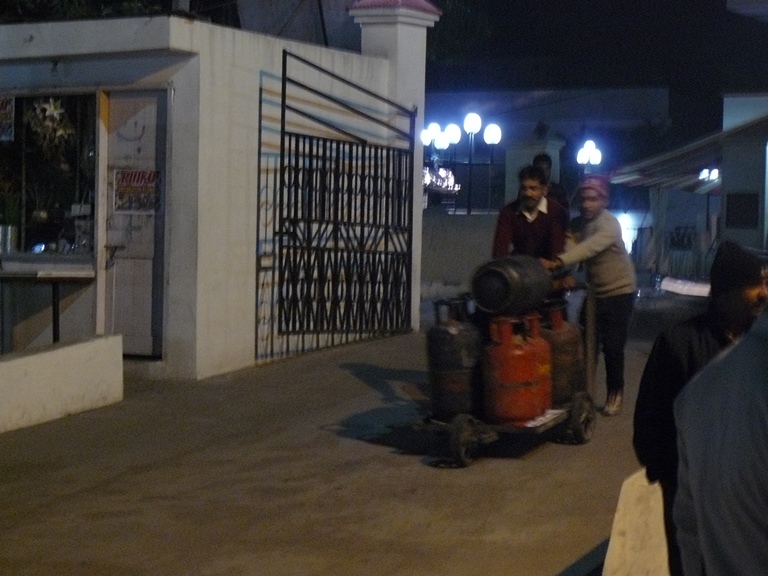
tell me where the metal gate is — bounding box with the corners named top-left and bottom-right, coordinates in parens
top-left (256, 51), bottom-right (416, 361)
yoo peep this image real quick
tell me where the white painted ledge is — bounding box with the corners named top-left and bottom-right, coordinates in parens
top-left (0, 335), bottom-right (123, 433)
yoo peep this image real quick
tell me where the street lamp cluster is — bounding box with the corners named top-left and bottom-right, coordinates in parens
top-left (422, 116), bottom-right (501, 152)
top-left (421, 113), bottom-right (502, 214)
top-left (422, 119), bottom-right (605, 213)
top-left (577, 139), bottom-right (602, 170)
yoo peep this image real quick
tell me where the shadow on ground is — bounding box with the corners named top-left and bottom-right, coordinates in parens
top-left (332, 361), bottom-right (560, 468)
top-left (556, 539), bottom-right (608, 576)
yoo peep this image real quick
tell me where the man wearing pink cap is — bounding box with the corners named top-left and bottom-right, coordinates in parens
top-left (542, 174), bottom-right (636, 416)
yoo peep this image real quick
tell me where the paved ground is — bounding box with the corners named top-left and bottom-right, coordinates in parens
top-left (0, 291), bottom-right (704, 576)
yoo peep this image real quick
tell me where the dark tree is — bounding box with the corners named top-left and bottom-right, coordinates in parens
top-left (0, 0), bottom-right (163, 22)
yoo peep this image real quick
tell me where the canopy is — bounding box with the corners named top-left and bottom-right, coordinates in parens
top-left (610, 113), bottom-right (768, 194)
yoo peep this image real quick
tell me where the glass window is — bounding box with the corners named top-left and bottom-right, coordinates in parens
top-left (0, 94), bottom-right (96, 255)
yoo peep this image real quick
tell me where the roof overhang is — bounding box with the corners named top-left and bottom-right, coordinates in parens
top-left (610, 113), bottom-right (768, 194)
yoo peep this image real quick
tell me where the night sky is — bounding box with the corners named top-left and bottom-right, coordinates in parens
top-left (426, 0), bottom-right (768, 144)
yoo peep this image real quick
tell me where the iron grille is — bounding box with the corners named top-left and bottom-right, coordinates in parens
top-left (256, 50), bottom-right (416, 361)
top-left (278, 133), bottom-right (412, 334)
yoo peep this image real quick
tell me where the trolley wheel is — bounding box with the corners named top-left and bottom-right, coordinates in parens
top-left (563, 391), bottom-right (596, 444)
top-left (449, 413), bottom-right (481, 467)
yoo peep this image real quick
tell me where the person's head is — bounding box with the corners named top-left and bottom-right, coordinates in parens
top-left (576, 174), bottom-right (610, 220)
top-left (518, 164), bottom-right (548, 211)
top-left (709, 240), bottom-right (768, 335)
top-left (532, 153), bottom-right (553, 182)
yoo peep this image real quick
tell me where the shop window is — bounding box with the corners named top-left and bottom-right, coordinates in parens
top-left (0, 94), bottom-right (96, 254)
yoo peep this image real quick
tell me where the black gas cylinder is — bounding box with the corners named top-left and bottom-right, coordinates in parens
top-left (426, 297), bottom-right (483, 421)
top-left (471, 255), bottom-right (552, 316)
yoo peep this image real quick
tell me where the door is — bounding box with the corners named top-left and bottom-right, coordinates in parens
top-left (105, 91), bottom-right (166, 356)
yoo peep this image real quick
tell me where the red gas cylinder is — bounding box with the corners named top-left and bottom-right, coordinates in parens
top-left (541, 299), bottom-right (587, 406)
top-left (426, 297), bottom-right (483, 420)
top-left (524, 312), bottom-right (553, 411)
top-left (482, 316), bottom-right (547, 425)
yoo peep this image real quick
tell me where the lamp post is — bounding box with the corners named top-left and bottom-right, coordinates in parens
top-left (444, 123), bottom-right (461, 168)
top-left (577, 139), bottom-right (602, 174)
top-left (483, 123), bottom-right (502, 210)
top-left (463, 113), bottom-right (481, 214)
top-left (423, 116), bottom-right (502, 213)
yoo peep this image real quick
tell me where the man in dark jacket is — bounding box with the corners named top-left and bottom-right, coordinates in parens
top-left (492, 164), bottom-right (567, 259)
top-left (632, 240), bottom-right (768, 576)
top-left (674, 304), bottom-right (768, 576)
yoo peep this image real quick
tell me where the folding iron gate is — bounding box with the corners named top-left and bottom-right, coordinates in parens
top-left (256, 51), bottom-right (416, 361)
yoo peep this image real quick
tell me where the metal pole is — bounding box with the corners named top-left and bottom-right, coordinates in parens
top-left (467, 133), bottom-right (474, 214)
top-left (585, 289), bottom-right (597, 401)
top-left (487, 147), bottom-right (494, 211)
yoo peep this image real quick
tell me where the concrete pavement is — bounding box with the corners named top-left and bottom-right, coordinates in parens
top-left (0, 291), bottom-right (703, 576)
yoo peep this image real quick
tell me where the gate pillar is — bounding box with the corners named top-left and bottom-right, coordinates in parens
top-left (349, 0), bottom-right (441, 331)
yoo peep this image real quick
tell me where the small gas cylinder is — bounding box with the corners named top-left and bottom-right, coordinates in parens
top-left (471, 255), bottom-right (552, 316)
top-left (426, 297), bottom-right (482, 420)
top-left (482, 316), bottom-right (547, 425)
top-left (541, 299), bottom-right (587, 406)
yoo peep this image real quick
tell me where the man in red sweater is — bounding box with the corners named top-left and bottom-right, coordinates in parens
top-left (492, 164), bottom-right (567, 259)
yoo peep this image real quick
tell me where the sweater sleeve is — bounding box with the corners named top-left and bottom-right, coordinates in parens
top-left (492, 206), bottom-right (514, 259)
top-left (549, 203), bottom-right (566, 256)
top-left (558, 212), bottom-right (622, 266)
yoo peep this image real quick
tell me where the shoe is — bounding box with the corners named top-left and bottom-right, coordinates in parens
top-left (602, 391), bottom-right (623, 416)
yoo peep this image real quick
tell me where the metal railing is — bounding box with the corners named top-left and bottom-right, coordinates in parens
top-left (256, 50), bottom-right (416, 361)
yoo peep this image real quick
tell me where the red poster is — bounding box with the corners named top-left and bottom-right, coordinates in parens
top-left (114, 169), bottom-right (159, 213)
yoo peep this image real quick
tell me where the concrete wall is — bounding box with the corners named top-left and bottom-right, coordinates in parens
top-left (722, 136), bottom-right (768, 249)
top-left (721, 96), bottom-right (768, 250)
top-left (168, 20), bottom-right (395, 379)
top-left (724, 94), bottom-right (768, 130)
top-left (420, 209), bottom-right (497, 298)
top-left (0, 335), bottom-right (123, 433)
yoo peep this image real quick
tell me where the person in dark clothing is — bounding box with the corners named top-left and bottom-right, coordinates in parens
top-left (633, 240), bottom-right (768, 576)
top-left (674, 305), bottom-right (768, 576)
top-left (533, 152), bottom-right (570, 223)
top-left (492, 164), bottom-right (567, 259)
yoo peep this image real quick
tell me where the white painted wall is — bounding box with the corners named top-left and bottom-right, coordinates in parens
top-left (169, 21), bottom-right (394, 379)
top-left (722, 137), bottom-right (768, 249)
top-left (723, 94), bottom-right (768, 129)
top-left (721, 95), bottom-right (768, 250)
top-left (420, 210), bottom-right (497, 298)
top-left (0, 336), bottom-right (123, 433)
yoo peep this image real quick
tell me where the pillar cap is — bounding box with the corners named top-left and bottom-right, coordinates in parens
top-left (349, 0), bottom-right (441, 16)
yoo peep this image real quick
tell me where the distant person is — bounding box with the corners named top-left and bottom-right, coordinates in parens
top-left (633, 240), bottom-right (768, 576)
top-left (541, 174), bottom-right (636, 416)
top-left (491, 164), bottom-right (567, 259)
top-left (674, 302), bottom-right (768, 575)
top-left (533, 152), bottom-right (570, 222)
